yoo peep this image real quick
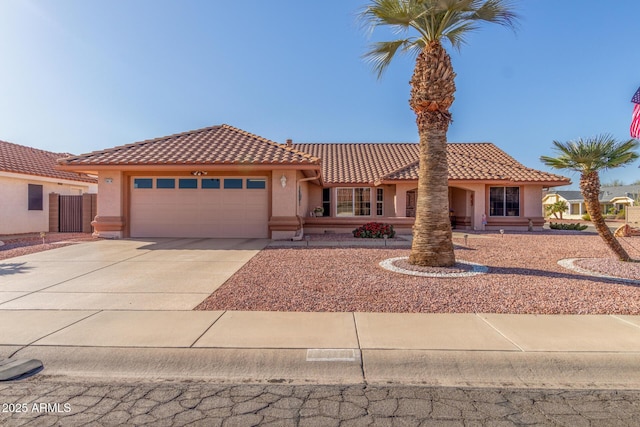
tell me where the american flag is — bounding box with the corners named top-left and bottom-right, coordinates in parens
top-left (632, 87), bottom-right (640, 139)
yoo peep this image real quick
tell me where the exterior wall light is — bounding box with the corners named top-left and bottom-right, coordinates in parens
top-left (280, 174), bottom-right (287, 188)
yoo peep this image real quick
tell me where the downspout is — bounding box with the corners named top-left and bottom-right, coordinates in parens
top-left (291, 171), bottom-right (321, 241)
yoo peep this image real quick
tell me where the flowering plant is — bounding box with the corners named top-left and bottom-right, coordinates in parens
top-left (352, 222), bottom-right (395, 239)
top-left (313, 206), bottom-right (324, 214)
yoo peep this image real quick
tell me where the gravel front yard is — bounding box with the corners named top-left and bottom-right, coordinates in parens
top-left (0, 233), bottom-right (97, 260)
top-left (195, 232), bottom-right (640, 314)
top-left (4, 231), bottom-right (640, 314)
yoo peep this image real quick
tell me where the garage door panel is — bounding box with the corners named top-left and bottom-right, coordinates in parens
top-left (130, 176), bottom-right (269, 238)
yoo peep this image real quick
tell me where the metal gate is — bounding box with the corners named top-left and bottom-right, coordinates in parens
top-left (59, 195), bottom-right (83, 232)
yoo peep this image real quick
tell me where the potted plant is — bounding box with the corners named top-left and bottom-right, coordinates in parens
top-left (313, 206), bottom-right (324, 217)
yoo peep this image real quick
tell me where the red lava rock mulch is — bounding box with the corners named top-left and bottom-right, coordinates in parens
top-left (195, 233), bottom-right (640, 314)
top-left (0, 233), bottom-right (98, 261)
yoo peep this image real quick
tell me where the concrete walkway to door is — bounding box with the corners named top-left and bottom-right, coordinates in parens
top-left (0, 238), bottom-right (268, 310)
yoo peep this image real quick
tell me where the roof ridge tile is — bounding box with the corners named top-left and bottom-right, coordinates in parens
top-left (59, 124), bottom-right (322, 167)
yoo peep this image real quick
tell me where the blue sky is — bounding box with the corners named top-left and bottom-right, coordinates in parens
top-left (1, 0), bottom-right (639, 189)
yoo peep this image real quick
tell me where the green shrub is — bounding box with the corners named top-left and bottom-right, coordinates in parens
top-left (353, 222), bottom-right (395, 238)
top-left (550, 222), bottom-right (588, 231)
top-left (616, 207), bottom-right (626, 220)
top-left (582, 213), bottom-right (591, 221)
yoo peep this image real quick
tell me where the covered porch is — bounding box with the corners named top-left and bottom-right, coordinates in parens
top-left (299, 182), bottom-right (547, 236)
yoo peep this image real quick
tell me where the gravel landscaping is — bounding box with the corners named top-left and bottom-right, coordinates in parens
top-left (195, 232), bottom-right (640, 314)
top-left (4, 230), bottom-right (640, 314)
top-left (0, 233), bottom-right (97, 260)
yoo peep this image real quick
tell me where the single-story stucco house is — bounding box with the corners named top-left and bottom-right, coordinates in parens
top-left (0, 139), bottom-right (98, 235)
top-left (543, 185), bottom-right (640, 219)
top-left (57, 124), bottom-right (570, 239)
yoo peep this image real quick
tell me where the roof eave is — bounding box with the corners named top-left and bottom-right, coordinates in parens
top-left (375, 178), bottom-right (572, 186)
top-left (0, 169), bottom-right (97, 184)
top-left (56, 163), bottom-right (322, 174)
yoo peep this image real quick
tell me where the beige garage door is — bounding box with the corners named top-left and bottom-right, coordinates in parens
top-left (130, 177), bottom-right (269, 238)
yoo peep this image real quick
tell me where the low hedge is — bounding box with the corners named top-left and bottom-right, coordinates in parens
top-left (550, 222), bottom-right (588, 231)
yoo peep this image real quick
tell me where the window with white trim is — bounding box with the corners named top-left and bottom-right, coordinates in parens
top-left (336, 188), bottom-right (371, 216)
top-left (376, 188), bottom-right (384, 216)
top-left (489, 186), bottom-right (520, 216)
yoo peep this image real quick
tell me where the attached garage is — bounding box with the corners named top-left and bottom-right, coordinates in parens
top-left (130, 176), bottom-right (269, 238)
top-left (56, 124), bottom-right (322, 239)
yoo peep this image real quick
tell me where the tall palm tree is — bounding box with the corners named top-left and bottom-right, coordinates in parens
top-left (540, 135), bottom-right (639, 261)
top-left (360, 0), bottom-right (518, 266)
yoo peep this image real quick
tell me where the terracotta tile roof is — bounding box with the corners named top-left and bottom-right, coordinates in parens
top-left (294, 142), bottom-right (569, 185)
top-left (446, 143), bottom-right (570, 183)
top-left (0, 139), bottom-right (97, 183)
top-left (58, 124), bottom-right (320, 167)
top-left (293, 143), bottom-right (419, 184)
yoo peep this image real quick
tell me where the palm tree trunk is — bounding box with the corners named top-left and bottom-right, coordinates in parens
top-left (409, 124), bottom-right (455, 266)
top-left (581, 171), bottom-right (631, 261)
top-left (408, 42), bottom-right (455, 267)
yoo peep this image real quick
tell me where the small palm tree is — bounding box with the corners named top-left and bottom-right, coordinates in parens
top-left (545, 200), bottom-right (568, 219)
top-left (360, 0), bottom-right (518, 266)
top-left (540, 135), bottom-right (639, 261)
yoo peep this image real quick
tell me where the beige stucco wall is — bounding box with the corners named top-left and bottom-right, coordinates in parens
top-left (0, 172), bottom-right (96, 235)
top-left (270, 170), bottom-right (299, 240)
top-left (523, 185), bottom-right (544, 218)
top-left (271, 170), bottom-right (297, 217)
top-left (394, 183), bottom-right (416, 217)
top-left (93, 171), bottom-right (124, 238)
top-left (96, 172), bottom-right (123, 217)
top-left (305, 182), bottom-right (323, 218)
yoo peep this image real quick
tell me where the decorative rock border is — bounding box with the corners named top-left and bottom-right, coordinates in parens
top-left (558, 258), bottom-right (640, 285)
top-left (379, 257), bottom-right (489, 277)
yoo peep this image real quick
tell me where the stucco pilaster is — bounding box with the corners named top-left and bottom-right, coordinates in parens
top-left (269, 170), bottom-right (299, 239)
top-left (93, 171), bottom-right (124, 238)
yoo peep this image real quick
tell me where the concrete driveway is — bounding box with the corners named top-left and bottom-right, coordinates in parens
top-left (0, 238), bottom-right (268, 310)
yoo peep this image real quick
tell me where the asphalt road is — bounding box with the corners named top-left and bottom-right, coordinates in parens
top-left (1, 377), bottom-right (639, 426)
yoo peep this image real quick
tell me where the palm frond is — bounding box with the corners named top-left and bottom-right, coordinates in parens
top-left (360, 0), bottom-right (520, 76)
top-left (359, 0), bottom-right (424, 34)
top-left (441, 21), bottom-right (478, 50)
top-left (363, 39), bottom-right (416, 78)
top-left (473, 0), bottom-right (520, 29)
top-left (540, 134), bottom-right (640, 174)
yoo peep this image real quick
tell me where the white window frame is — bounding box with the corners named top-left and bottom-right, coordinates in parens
top-left (376, 188), bottom-right (384, 216)
top-left (336, 187), bottom-right (372, 217)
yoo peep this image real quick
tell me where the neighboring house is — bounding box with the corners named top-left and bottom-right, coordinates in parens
top-left (543, 185), bottom-right (640, 219)
top-left (57, 124), bottom-right (570, 239)
top-left (0, 140), bottom-right (98, 235)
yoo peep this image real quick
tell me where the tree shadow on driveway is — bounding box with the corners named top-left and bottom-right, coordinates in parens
top-left (0, 263), bottom-right (32, 276)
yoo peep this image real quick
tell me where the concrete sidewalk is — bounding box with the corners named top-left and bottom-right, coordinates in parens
top-left (2, 310), bottom-right (640, 389)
